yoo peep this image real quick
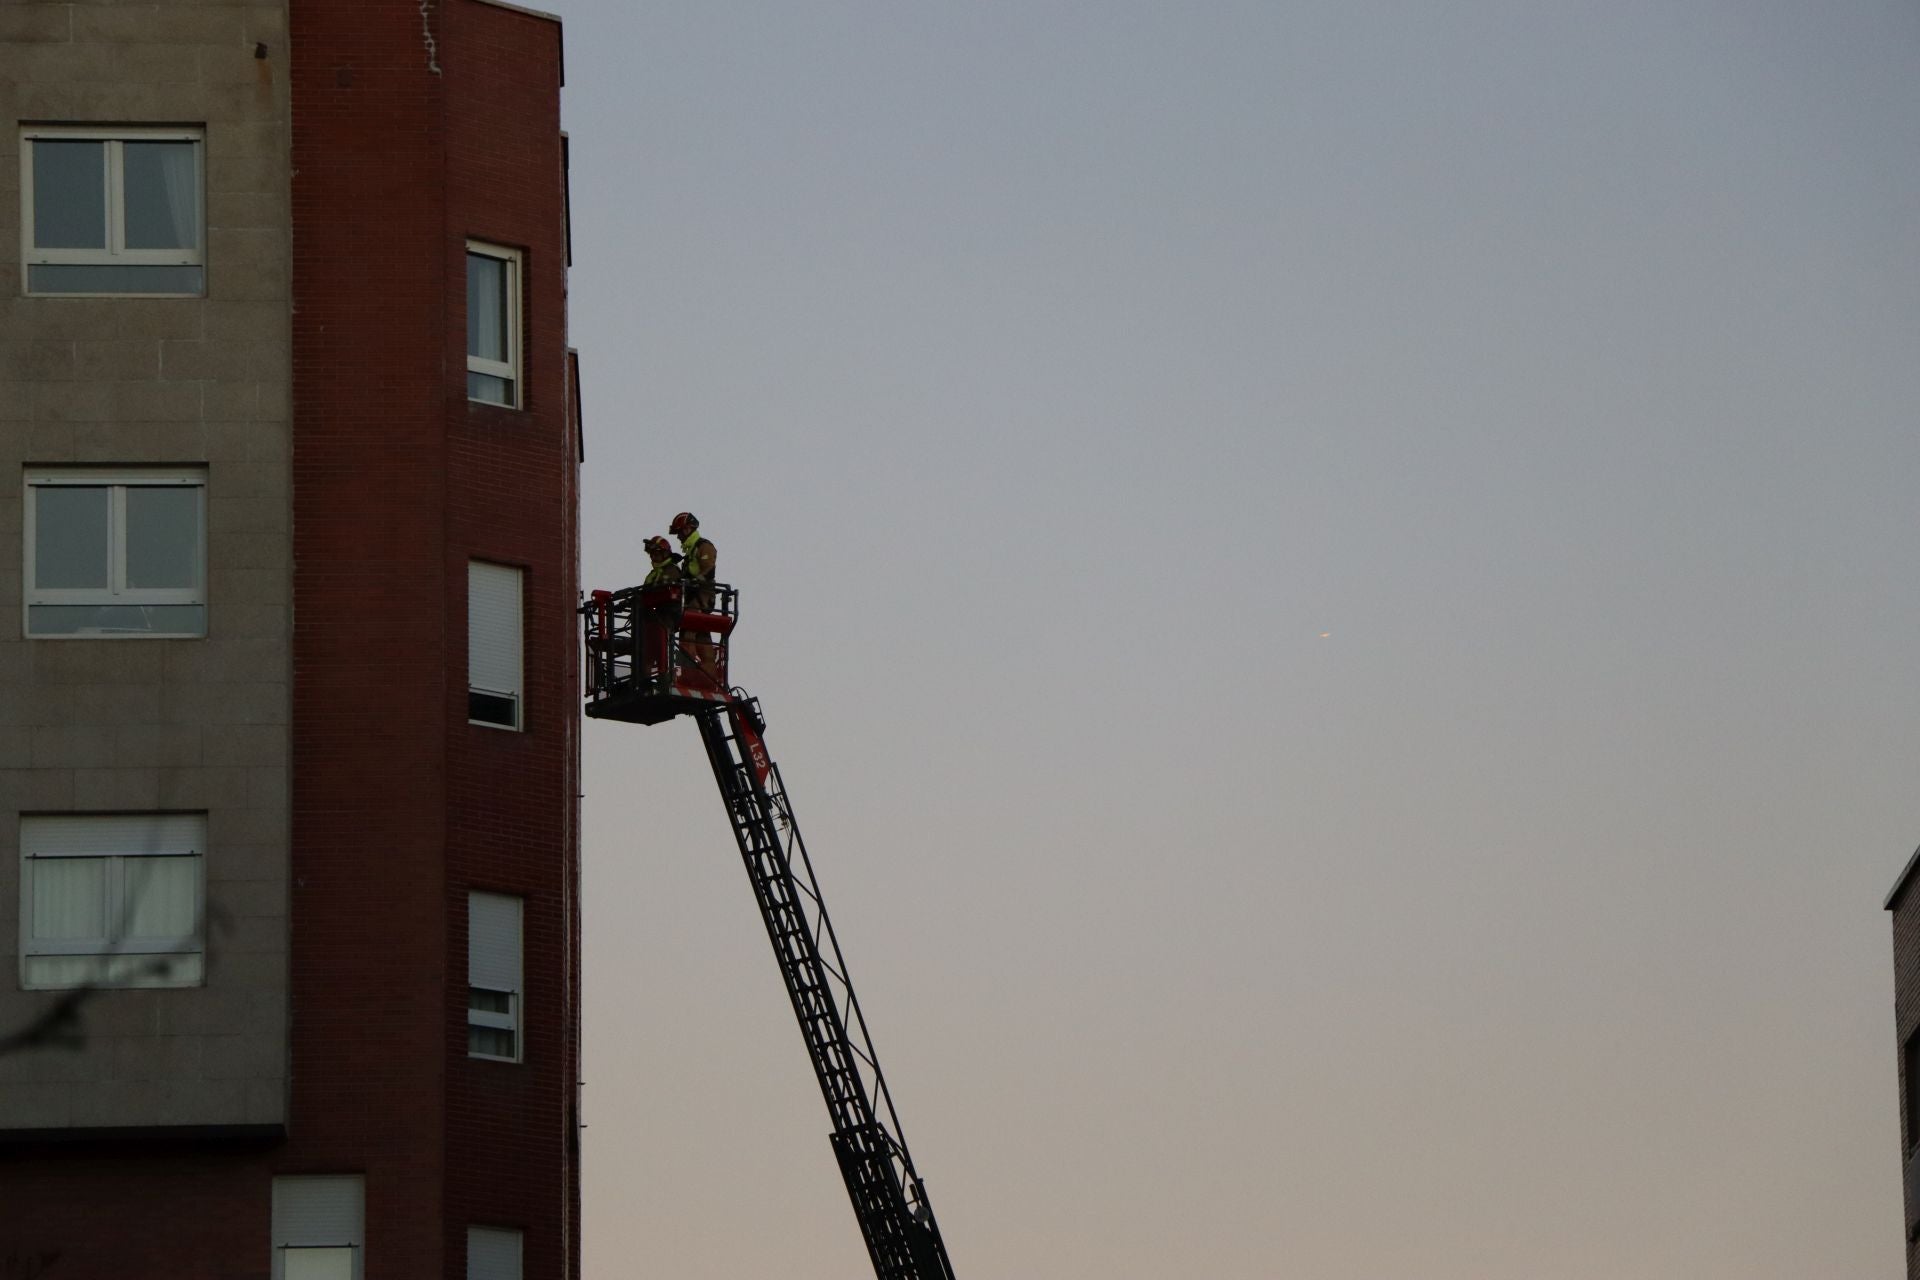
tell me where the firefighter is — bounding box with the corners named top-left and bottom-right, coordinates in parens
top-left (669, 512), bottom-right (715, 598)
top-left (669, 512), bottom-right (719, 678)
top-left (642, 535), bottom-right (681, 586)
top-left (635, 536), bottom-right (682, 681)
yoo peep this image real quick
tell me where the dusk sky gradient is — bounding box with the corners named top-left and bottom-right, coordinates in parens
top-left (557, 4), bottom-right (1920, 1275)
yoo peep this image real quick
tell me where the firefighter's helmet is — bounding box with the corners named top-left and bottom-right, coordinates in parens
top-left (643, 536), bottom-right (673, 558)
top-left (669, 511), bottom-right (698, 536)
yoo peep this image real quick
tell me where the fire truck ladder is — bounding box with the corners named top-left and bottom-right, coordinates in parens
top-left (694, 697), bottom-right (957, 1280)
top-left (580, 582), bottom-right (955, 1280)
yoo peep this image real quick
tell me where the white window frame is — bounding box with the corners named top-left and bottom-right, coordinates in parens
top-left (19, 813), bottom-right (206, 991)
top-left (23, 467), bottom-right (208, 639)
top-left (466, 240), bottom-right (523, 408)
top-left (20, 125), bottom-right (207, 297)
top-left (468, 890), bottom-right (523, 1063)
top-left (467, 560), bottom-right (523, 730)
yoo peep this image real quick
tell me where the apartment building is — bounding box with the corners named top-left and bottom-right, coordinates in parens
top-left (0, 2), bottom-right (581, 1275)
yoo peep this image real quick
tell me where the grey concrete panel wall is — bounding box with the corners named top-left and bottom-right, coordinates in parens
top-left (0, 1), bottom-right (290, 1133)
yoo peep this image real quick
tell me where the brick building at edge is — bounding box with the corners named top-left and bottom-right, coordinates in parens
top-left (1888, 847), bottom-right (1920, 1277)
top-left (0, 2), bottom-right (583, 1276)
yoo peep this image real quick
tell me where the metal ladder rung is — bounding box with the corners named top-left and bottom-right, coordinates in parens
top-left (695, 703), bottom-right (955, 1280)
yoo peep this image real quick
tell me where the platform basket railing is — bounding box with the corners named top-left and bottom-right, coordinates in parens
top-left (582, 581), bottom-right (738, 707)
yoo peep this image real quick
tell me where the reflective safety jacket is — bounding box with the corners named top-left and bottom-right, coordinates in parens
top-left (680, 532), bottom-right (716, 582)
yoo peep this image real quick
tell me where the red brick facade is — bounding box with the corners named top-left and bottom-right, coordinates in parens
top-left (440, 7), bottom-right (580, 1279)
top-left (290, 1), bottom-right (579, 1276)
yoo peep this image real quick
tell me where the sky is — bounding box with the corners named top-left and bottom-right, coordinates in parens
top-left (557, 4), bottom-right (1920, 1276)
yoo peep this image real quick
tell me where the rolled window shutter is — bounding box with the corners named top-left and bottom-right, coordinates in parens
top-left (272, 1175), bottom-right (364, 1246)
top-left (468, 562), bottom-right (522, 699)
top-left (467, 1226), bottom-right (523, 1280)
top-left (469, 891), bottom-right (523, 994)
top-left (21, 813), bottom-right (204, 856)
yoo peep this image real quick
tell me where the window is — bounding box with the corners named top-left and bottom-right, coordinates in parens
top-left (468, 561), bottom-right (522, 728)
top-left (1906, 1026), bottom-right (1920, 1153)
top-left (24, 467), bottom-right (207, 638)
top-left (467, 1226), bottom-right (523, 1280)
top-left (468, 891), bottom-right (523, 1062)
top-left (21, 126), bottom-right (205, 296)
top-left (1907, 1026), bottom-right (1920, 1238)
top-left (272, 1176), bottom-right (363, 1280)
top-left (466, 241), bottom-right (522, 406)
top-left (283, 1250), bottom-right (354, 1280)
top-left (19, 814), bottom-right (205, 990)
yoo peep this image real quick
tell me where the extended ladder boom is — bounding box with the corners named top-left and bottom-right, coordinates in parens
top-left (697, 697), bottom-right (957, 1280)
top-left (582, 581), bottom-right (958, 1279)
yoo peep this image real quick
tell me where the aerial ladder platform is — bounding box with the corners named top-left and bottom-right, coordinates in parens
top-left (582, 579), bottom-right (958, 1280)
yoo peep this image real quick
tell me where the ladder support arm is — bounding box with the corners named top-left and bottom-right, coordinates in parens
top-left (696, 699), bottom-right (957, 1280)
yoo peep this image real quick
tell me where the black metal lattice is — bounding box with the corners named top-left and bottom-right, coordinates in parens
top-left (696, 702), bottom-right (957, 1280)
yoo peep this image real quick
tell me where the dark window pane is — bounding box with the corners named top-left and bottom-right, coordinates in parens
top-left (29, 856), bottom-right (108, 940)
top-left (28, 604), bottom-right (206, 637)
top-left (34, 486), bottom-right (110, 589)
top-left (467, 253), bottom-right (509, 361)
top-left (468, 1025), bottom-right (516, 1058)
top-left (1907, 1027), bottom-right (1920, 1152)
top-left (469, 690), bottom-right (518, 727)
top-left (468, 371), bottom-right (514, 405)
top-left (32, 140), bottom-right (106, 249)
top-left (125, 486), bottom-right (201, 590)
top-left (28, 263), bottom-right (205, 295)
top-left (121, 141), bottom-right (200, 250)
top-left (124, 856), bottom-right (198, 939)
